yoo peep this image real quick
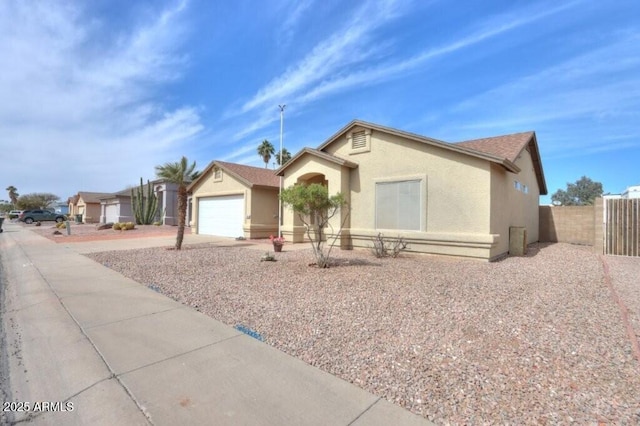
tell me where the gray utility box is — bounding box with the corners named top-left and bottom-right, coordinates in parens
top-left (509, 226), bottom-right (527, 256)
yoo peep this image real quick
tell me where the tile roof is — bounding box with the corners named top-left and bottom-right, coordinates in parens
top-left (189, 161), bottom-right (280, 190)
top-left (456, 131), bottom-right (547, 195)
top-left (455, 132), bottom-right (535, 163)
top-left (77, 191), bottom-right (113, 203)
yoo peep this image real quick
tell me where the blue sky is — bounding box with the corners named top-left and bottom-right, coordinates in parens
top-left (1, 0), bottom-right (638, 205)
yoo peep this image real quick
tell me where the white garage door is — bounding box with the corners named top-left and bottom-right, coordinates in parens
top-left (198, 195), bottom-right (244, 237)
top-left (105, 204), bottom-right (118, 223)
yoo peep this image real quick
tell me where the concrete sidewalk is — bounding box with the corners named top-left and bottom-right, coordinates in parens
top-left (0, 222), bottom-right (432, 426)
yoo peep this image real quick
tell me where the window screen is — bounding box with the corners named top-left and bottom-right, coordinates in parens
top-left (376, 180), bottom-right (420, 230)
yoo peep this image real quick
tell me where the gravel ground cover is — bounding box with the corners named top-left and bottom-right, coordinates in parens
top-left (86, 243), bottom-right (640, 424)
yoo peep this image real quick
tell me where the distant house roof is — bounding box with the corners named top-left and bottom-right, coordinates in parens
top-left (99, 188), bottom-right (133, 200)
top-left (77, 191), bottom-right (113, 204)
top-left (189, 160), bottom-right (280, 191)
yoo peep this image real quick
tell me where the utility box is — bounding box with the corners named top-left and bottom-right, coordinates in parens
top-left (509, 226), bottom-right (527, 256)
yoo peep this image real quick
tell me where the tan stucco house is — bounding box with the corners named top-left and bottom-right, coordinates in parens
top-left (68, 191), bottom-right (111, 223)
top-left (189, 161), bottom-right (280, 238)
top-left (276, 120), bottom-right (547, 261)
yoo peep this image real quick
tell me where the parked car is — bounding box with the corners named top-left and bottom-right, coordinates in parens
top-left (19, 209), bottom-right (67, 224)
top-left (8, 210), bottom-right (23, 219)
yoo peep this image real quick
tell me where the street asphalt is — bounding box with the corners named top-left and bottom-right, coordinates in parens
top-left (0, 221), bottom-right (433, 426)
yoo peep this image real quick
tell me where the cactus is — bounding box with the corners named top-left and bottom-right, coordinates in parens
top-left (131, 178), bottom-right (158, 225)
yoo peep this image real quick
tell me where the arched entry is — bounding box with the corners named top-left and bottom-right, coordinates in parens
top-left (289, 173), bottom-right (328, 242)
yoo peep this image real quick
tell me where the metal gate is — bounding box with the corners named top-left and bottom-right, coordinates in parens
top-left (605, 198), bottom-right (640, 256)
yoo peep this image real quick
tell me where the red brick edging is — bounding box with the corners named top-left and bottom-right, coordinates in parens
top-left (600, 255), bottom-right (640, 365)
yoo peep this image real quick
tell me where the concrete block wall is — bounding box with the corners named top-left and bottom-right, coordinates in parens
top-left (539, 205), bottom-right (595, 245)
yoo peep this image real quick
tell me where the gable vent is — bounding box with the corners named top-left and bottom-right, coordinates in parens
top-left (352, 130), bottom-right (366, 149)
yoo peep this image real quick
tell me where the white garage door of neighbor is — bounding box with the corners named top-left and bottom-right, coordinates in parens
top-left (105, 204), bottom-right (118, 223)
top-left (198, 195), bottom-right (244, 237)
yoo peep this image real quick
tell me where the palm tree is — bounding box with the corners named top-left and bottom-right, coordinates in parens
top-left (275, 147), bottom-right (292, 166)
top-left (257, 139), bottom-right (275, 168)
top-left (6, 186), bottom-right (18, 207)
top-left (155, 156), bottom-right (200, 250)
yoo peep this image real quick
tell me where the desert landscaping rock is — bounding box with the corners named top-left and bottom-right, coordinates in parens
top-left (86, 243), bottom-right (640, 424)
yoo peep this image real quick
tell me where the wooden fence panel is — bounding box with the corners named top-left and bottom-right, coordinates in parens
top-left (605, 198), bottom-right (640, 256)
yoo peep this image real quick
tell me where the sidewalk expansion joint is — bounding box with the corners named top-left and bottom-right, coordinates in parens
top-left (117, 334), bottom-right (244, 377)
top-left (83, 306), bottom-right (183, 331)
top-left (15, 242), bottom-right (155, 425)
top-left (346, 396), bottom-right (382, 425)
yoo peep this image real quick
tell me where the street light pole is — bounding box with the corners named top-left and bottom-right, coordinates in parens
top-left (278, 104), bottom-right (286, 238)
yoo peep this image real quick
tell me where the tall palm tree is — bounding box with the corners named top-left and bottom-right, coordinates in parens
top-left (6, 186), bottom-right (18, 207)
top-left (155, 157), bottom-right (200, 250)
top-left (257, 139), bottom-right (275, 168)
top-left (275, 147), bottom-right (292, 166)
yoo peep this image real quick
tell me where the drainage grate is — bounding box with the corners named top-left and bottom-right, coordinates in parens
top-left (147, 284), bottom-right (162, 293)
top-left (234, 324), bottom-right (264, 341)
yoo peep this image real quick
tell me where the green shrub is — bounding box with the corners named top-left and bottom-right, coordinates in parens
top-left (113, 223), bottom-right (121, 230)
top-left (125, 222), bottom-right (135, 230)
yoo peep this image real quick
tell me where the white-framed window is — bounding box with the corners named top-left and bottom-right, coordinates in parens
top-left (375, 179), bottom-right (421, 231)
top-left (514, 179), bottom-right (529, 194)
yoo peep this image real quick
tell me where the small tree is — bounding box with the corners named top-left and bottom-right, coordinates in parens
top-left (6, 186), bottom-right (19, 206)
top-left (280, 183), bottom-right (347, 268)
top-left (17, 193), bottom-right (59, 210)
top-left (155, 157), bottom-right (200, 250)
top-left (551, 176), bottom-right (603, 206)
top-left (257, 139), bottom-right (275, 168)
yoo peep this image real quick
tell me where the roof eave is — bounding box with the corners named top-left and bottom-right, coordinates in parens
top-left (276, 148), bottom-right (357, 176)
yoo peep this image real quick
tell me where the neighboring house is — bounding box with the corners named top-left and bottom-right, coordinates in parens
top-left (188, 161), bottom-right (280, 238)
top-left (99, 188), bottom-right (135, 224)
top-left (72, 192), bottom-right (112, 223)
top-left (622, 185), bottom-right (640, 199)
top-left (98, 179), bottom-right (183, 225)
top-left (68, 195), bottom-right (79, 217)
top-left (53, 202), bottom-right (69, 215)
top-left (276, 120), bottom-right (547, 261)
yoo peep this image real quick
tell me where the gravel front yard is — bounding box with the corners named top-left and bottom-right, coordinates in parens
top-left (86, 243), bottom-right (640, 424)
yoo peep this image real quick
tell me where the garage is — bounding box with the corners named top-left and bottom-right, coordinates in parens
top-left (197, 194), bottom-right (244, 237)
top-left (104, 204), bottom-right (118, 223)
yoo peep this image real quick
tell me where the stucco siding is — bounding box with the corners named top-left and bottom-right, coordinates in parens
top-left (248, 187), bottom-right (279, 238)
top-left (327, 129), bottom-right (493, 235)
top-left (489, 148), bottom-right (540, 258)
top-left (77, 200), bottom-right (101, 223)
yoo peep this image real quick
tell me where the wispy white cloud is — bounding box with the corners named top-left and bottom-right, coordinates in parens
top-left (299, 1), bottom-right (583, 104)
top-left (0, 0), bottom-right (202, 196)
top-left (277, 0), bottom-right (314, 46)
top-left (446, 30), bottom-right (640, 143)
top-left (238, 0), bottom-right (409, 115)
